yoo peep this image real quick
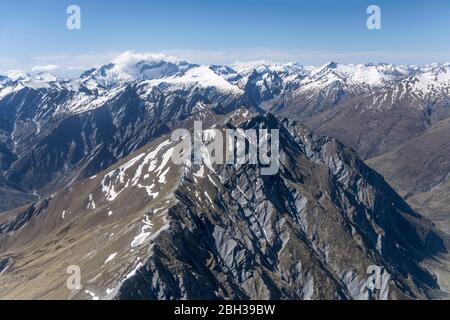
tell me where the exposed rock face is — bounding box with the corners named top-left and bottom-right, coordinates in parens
top-left (0, 110), bottom-right (447, 300)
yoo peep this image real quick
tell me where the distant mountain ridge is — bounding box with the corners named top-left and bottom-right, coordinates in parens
top-left (3, 59), bottom-right (450, 111)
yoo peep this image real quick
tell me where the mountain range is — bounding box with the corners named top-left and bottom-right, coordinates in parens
top-left (1, 54), bottom-right (450, 299)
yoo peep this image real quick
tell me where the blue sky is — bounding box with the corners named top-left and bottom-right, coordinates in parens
top-left (1, 0), bottom-right (449, 75)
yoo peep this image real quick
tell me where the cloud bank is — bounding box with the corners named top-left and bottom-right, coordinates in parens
top-left (31, 65), bottom-right (60, 72)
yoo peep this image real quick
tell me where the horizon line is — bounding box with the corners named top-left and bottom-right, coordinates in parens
top-left (2, 49), bottom-right (450, 78)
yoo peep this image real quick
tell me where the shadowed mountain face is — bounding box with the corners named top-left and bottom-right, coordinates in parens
top-left (0, 110), bottom-right (448, 300)
top-left (367, 118), bottom-right (450, 233)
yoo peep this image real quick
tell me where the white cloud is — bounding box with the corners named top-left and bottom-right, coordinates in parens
top-left (31, 64), bottom-right (59, 72)
top-left (112, 50), bottom-right (182, 68)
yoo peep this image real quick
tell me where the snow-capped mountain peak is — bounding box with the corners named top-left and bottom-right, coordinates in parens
top-left (0, 70), bottom-right (62, 90)
top-left (4, 70), bottom-right (31, 82)
top-left (34, 72), bottom-right (59, 82)
top-left (80, 52), bottom-right (199, 89)
top-left (142, 64), bottom-right (243, 94)
top-left (232, 60), bottom-right (306, 77)
top-left (307, 62), bottom-right (409, 86)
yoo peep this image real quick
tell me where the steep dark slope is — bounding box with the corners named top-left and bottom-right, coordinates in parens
top-left (367, 118), bottom-right (450, 233)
